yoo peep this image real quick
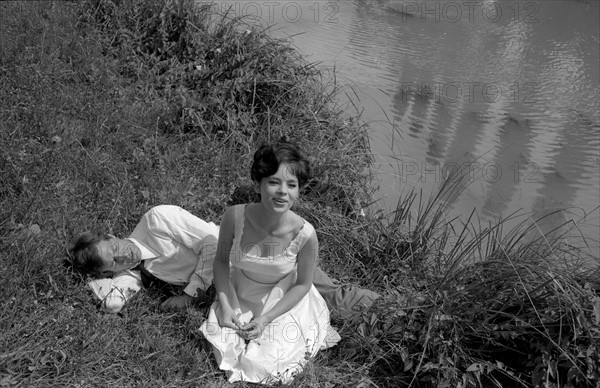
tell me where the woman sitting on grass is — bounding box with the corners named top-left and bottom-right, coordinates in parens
top-left (200, 140), bottom-right (340, 384)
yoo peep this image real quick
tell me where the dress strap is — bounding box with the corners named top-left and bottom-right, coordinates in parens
top-left (232, 204), bottom-right (246, 242)
top-left (290, 220), bottom-right (315, 251)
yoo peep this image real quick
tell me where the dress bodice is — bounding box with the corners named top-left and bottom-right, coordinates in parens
top-left (228, 204), bottom-right (314, 284)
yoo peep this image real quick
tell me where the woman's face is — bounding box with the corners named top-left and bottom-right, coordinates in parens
top-left (255, 163), bottom-right (300, 213)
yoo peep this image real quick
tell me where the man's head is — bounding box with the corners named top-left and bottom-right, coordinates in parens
top-left (70, 232), bottom-right (141, 278)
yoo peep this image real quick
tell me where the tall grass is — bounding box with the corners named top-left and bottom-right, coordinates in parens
top-left (337, 177), bottom-right (599, 387)
top-left (0, 1), bottom-right (598, 387)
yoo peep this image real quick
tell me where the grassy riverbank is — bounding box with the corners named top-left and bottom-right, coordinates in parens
top-left (1, 1), bottom-right (598, 387)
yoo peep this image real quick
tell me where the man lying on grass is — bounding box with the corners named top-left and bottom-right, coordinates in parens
top-left (70, 205), bottom-right (380, 314)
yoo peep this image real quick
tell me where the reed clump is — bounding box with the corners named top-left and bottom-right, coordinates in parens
top-left (0, 1), bottom-right (598, 387)
top-left (339, 196), bottom-right (599, 387)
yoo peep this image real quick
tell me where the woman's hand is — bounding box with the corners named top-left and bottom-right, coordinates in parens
top-left (240, 316), bottom-right (269, 340)
top-left (215, 302), bottom-right (242, 330)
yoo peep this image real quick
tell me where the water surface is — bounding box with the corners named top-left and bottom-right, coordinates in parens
top-left (205, 0), bottom-right (600, 254)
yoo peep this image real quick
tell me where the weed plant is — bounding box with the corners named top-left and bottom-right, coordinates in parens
top-left (0, 1), bottom-right (598, 387)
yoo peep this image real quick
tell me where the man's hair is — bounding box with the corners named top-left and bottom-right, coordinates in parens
top-left (70, 231), bottom-right (110, 277)
top-left (251, 140), bottom-right (311, 187)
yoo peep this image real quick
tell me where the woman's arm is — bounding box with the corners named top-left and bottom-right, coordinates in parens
top-left (212, 206), bottom-right (242, 329)
top-left (242, 229), bottom-right (319, 339)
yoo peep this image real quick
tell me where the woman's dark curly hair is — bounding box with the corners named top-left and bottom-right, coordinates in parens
top-left (251, 140), bottom-right (311, 187)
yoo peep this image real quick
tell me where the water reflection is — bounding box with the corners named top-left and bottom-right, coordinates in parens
top-left (203, 0), bottom-right (600, 254)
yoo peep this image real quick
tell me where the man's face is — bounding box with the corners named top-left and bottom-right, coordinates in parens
top-left (95, 237), bottom-right (142, 277)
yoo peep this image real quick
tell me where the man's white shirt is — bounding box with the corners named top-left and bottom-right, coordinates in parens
top-left (88, 205), bottom-right (219, 312)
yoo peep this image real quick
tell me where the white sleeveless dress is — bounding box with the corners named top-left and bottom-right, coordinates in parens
top-left (200, 204), bottom-right (340, 384)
